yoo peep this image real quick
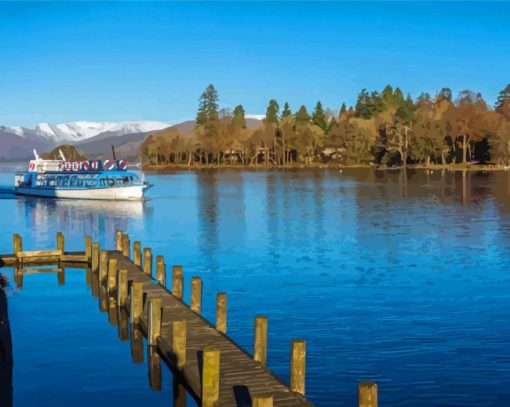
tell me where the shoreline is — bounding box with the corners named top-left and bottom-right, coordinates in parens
top-left (141, 163), bottom-right (510, 173)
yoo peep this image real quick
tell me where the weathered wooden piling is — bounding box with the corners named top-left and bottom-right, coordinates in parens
top-left (172, 265), bottom-right (183, 300)
top-left (118, 308), bottom-right (129, 341)
top-left (156, 255), bottom-right (166, 286)
top-left (117, 269), bottom-right (128, 306)
top-left (99, 250), bottom-right (108, 282)
top-left (143, 248), bottom-right (152, 275)
top-left (13, 234), bottom-right (22, 255)
top-left (133, 241), bottom-right (141, 266)
top-left (173, 377), bottom-right (187, 407)
top-left (252, 395), bottom-right (273, 407)
top-left (191, 277), bottom-right (202, 313)
top-left (108, 258), bottom-right (118, 291)
top-left (130, 326), bottom-right (144, 364)
top-left (216, 293), bottom-right (227, 334)
top-left (115, 230), bottom-right (123, 251)
top-left (85, 236), bottom-right (92, 261)
top-left (254, 316), bottom-right (268, 366)
top-left (172, 319), bottom-right (187, 368)
top-left (56, 232), bottom-right (64, 252)
top-left (91, 243), bottom-right (100, 273)
top-left (148, 297), bottom-right (162, 346)
top-left (149, 347), bottom-right (162, 391)
top-left (130, 281), bottom-right (144, 323)
top-left (202, 347), bottom-right (220, 407)
top-left (358, 382), bottom-right (378, 407)
top-left (121, 234), bottom-right (130, 258)
top-left (290, 340), bottom-right (306, 396)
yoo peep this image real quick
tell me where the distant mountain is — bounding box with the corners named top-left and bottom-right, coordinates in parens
top-left (0, 117), bottom-right (263, 161)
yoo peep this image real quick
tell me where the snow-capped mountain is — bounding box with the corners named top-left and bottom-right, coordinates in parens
top-left (8, 121), bottom-right (171, 145)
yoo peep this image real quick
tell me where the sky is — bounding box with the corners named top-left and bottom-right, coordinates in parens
top-left (0, 1), bottom-right (509, 127)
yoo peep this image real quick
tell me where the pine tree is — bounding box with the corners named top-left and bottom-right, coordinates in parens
top-left (282, 102), bottom-right (292, 118)
top-left (339, 102), bottom-right (347, 118)
top-left (355, 89), bottom-right (371, 119)
top-left (196, 84), bottom-right (219, 126)
top-left (265, 99), bottom-right (280, 123)
top-left (495, 84), bottom-right (510, 110)
top-left (233, 105), bottom-right (246, 128)
top-left (312, 101), bottom-right (327, 131)
top-left (294, 105), bottom-right (310, 125)
top-left (436, 87), bottom-right (452, 103)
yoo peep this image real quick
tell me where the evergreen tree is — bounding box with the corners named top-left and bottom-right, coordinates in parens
top-left (196, 84), bottom-right (219, 126)
top-left (417, 92), bottom-right (432, 102)
top-left (233, 105), bottom-right (246, 128)
top-left (294, 105), bottom-right (310, 125)
top-left (355, 89), bottom-right (371, 119)
top-left (339, 102), bottom-right (347, 117)
top-left (495, 84), bottom-right (510, 110)
top-left (265, 99), bottom-right (280, 123)
top-left (312, 101), bottom-right (327, 131)
top-left (282, 102), bottom-right (292, 118)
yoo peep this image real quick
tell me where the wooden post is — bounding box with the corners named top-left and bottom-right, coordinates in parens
top-left (133, 241), bottom-right (141, 266)
top-left (216, 293), bottom-right (227, 334)
top-left (148, 297), bottom-right (162, 346)
top-left (56, 231), bottom-right (64, 252)
top-left (91, 243), bottom-right (100, 273)
top-left (115, 230), bottom-right (123, 251)
top-left (358, 382), bottom-right (378, 407)
top-left (173, 376), bottom-right (187, 407)
top-left (117, 268), bottom-right (128, 306)
top-left (108, 296), bottom-right (118, 326)
top-left (118, 308), bottom-right (129, 341)
top-left (172, 320), bottom-right (187, 368)
top-left (99, 250), bottom-right (108, 282)
top-left (143, 248), bottom-right (152, 276)
top-left (130, 326), bottom-right (144, 364)
top-left (191, 277), bottom-right (202, 313)
top-left (13, 234), bottom-right (22, 255)
top-left (14, 267), bottom-right (23, 288)
top-left (85, 236), bottom-right (92, 261)
top-left (290, 340), bottom-right (306, 396)
top-left (57, 269), bottom-right (65, 286)
top-left (148, 347), bottom-right (162, 391)
top-left (121, 234), bottom-right (130, 258)
top-left (252, 396), bottom-right (273, 407)
top-left (156, 255), bottom-right (166, 286)
top-left (130, 281), bottom-right (144, 323)
top-left (202, 347), bottom-right (220, 407)
top-left (86, 267), bottom-right (92, 286)
top-left (254, 316), bottom-right (268, 366)
top-left (172, 265), bottom-right (183, 300)
top-left (99, 283), bottom-right (107, 311)
top-left (108, 258), bottom-right (118, 292)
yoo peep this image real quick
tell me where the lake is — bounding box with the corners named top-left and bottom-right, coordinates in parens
top-left (1, 166), bottom-right (510, 406)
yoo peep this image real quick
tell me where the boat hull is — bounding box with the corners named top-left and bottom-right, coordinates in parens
top-left (14, 185), bottom-right (146, 201)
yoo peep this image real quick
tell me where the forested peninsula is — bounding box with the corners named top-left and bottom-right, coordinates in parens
top-left (141, 84), bottom-right (510, 170)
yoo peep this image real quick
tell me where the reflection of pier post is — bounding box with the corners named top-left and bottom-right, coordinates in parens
top-left (130, 326), bottom-right (144, 364)
top-left (148, 347), bottom-right (162, 391)
top-left (462, 169), bottom-right (469, 205)
top-left (173, 375), bottom-right (187, 407)
top-left (399, 168), bottom-right (408, 198)
top-left (0, 278), bottom-right (13, 407)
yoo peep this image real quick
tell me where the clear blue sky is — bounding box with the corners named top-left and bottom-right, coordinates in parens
top-left (0, 1), bottom-right (509, 127)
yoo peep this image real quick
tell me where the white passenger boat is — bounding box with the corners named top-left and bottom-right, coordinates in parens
top-left (14, 150), bottom-right (152, 200)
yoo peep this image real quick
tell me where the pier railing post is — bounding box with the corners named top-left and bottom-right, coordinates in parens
top-left (172, 319), bottom-right (187, 368)
top-left (148, 297), bottom-right (162, 346)
top-left (13, 234), bottom-right (22, 256)
top-left (122, 234), bottom-right (130, 258)
top-left (358, 382), bottom-right (378, 407)
top-left (108, 258), bottom-right (118, 292)
top-left (117, 269), bottom-right (128, 306)
top-left (143, 248), bottom-right (152, 276)
top-left (130, 281), bottom-right (144, 324)
top-left (91, 243), bottom-right (100, 273)
top-left (133, 241), bottom-right (141, 266)
top-left (216, 293), bottom-right (227, 334)
top-left (252, 395), bottom-right (273, 407)
top-left (191, 277), bottom-right (202, 313)
top-left (254, 316), bottom-right (268, 366)
top-left (85, 236), bottom-right (92, 261)
top-left (56, 231), bottom-right (64, 253)
top-left (156, 255), bottom-right (166, 286)
top-left (115, 230), bottom-right (123, 251)
top-left (290, 339), bottom-right (306, 396)
top-left (172, 265), bottom-right (183, 300)
top-left (99, 250), bottom-right (108, 282)
top-left (202, 347), bottom-right (220, 407)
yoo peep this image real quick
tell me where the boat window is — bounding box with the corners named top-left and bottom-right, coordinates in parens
top-left (61, 176), bottom-right (70, 187)
top-left (76, 177), bottom-right (83, 187)
top-left (69, 176), bottom-right (77, 187)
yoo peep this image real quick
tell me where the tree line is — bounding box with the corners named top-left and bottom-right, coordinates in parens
top-left (141, 83), bottom-right (510, 168)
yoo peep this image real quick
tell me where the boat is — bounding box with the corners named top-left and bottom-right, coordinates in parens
top-left (14, 150), bottom-right (152, 200)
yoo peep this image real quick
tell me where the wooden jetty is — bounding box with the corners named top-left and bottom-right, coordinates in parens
top-left (1, 231), bottom-right (379, 407)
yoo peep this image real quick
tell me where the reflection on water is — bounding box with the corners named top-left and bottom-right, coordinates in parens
top-left (2, 169), bottom-right (510, 406)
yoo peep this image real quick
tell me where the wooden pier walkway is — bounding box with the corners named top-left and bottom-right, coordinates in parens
top-left (0, 232), bottom-right (379, 407)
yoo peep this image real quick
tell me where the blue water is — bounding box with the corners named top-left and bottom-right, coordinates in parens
top-left (1, 167), bottom-right (510, 406)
